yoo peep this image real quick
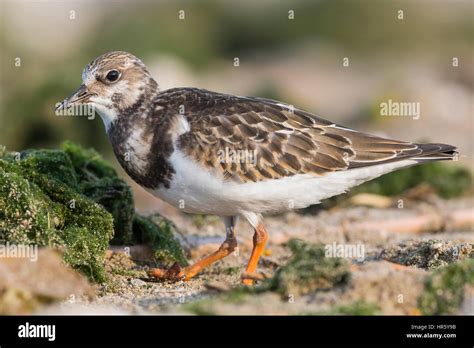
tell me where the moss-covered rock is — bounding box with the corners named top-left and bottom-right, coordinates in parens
top-left (133, 214), bottom-right (188, 266)
top-left (267, 239), bottom-right (350, 296)
top-left (61, 140), bottom-right (117, 180)
top-left (0, 141), bottom-right (187, 281)
top-left (16, 149), bottom-right (79, 188)
top-left (0, 154), bottom-right (114, 282)
top-left (418, 259), bottom-right (474, 315)
top-left (79, 177), bottom-right (134, 245)
top-left (61, 141), bottom-right (134, 244)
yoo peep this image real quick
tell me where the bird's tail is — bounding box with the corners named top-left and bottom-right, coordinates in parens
top-left (412, 143), bottom-right (458, 161)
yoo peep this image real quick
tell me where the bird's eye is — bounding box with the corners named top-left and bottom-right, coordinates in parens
top-left (105, 70), bottom-right (120, 82)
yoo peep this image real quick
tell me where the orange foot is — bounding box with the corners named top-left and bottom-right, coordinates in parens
top-left (148, 262), bottom-right (185, 281)
top-left (241, 223), bottom-right (268, 286)
top-left (148, 220), bottom-right (269, 285)
top-left (148, 236), bottom-right (238, 282)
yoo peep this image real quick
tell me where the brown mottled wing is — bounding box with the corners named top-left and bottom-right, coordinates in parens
top-left (175, 89), bottom-right (426, 183)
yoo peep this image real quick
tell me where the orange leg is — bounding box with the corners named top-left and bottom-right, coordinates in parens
top-left (149, 216), bottom-right (237, 281)
top-left (242, 223), bottom-right (268, 285)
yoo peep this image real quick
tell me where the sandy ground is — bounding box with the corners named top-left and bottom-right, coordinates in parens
top-left (31, 196), bottom-right (473, 316)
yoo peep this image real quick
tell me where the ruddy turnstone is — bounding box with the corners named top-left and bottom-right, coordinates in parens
top-left (57, 51), bottom-right (457, 284)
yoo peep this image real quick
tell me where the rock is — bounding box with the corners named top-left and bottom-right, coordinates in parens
top-left (380, 240), bottom-right (473, 269)
top-left (130, 278), bottom-right (146, 287)
top-left (0, 248), bottom-right (94, 314)
top-left (0, 144), bottom-right (115, 281)
top-left (341, 261), bottom-right (427, 315)
top-left (108, 244), bottom-right (158, 264)
top-left (62, 141), bottom-right (134, 245)
top-left (104, 251), bottom-right (140, 278)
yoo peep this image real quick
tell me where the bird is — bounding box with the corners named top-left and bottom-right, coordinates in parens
top-left (56, 51), bottom-right (458, 285)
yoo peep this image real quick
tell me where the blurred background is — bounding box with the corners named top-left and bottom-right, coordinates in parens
top-left (0, 0), bottom-right (473, 214)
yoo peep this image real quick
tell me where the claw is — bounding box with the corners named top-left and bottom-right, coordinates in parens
top-left (148, 262), bottom-right (185, 281)
top-left (241, 271), bottom-right (268, 286)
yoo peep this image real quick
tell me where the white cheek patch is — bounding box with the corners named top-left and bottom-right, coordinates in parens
top-left (89, 94), bottom-right (112, 107)
top-left (115, 80), bottom-right (142, 106)
top-left (89, 95), bottom-right (117, 132)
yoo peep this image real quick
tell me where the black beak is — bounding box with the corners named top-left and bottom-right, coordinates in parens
top-left (55, 84), bottom-right (90, 112)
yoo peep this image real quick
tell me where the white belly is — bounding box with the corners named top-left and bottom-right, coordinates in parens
top-left (150, 149), bottom-right (417, 217)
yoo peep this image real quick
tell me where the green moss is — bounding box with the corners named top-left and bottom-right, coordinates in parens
top-left (0, 162), bottom-right (65, 245)
top-left (16, 149), bottom-right (78, 188)
top-left (418, 259), bottom-right (474, 315)
top-left (61, 226), bottom-right (112, 282)
top-left (307, 301), bottom-right (381, 315)
top-left (185, 299), bottom-right (217, 315)
top-left (0, 156), bottom-right (113, 282)
top-left (222, 286), bottom-right (258, 303)
top-left (266, 239), bottom-right (350, 296)
top-left (61, 140), bottom-right (117, 180)
top-left (133, 214), bottom-right (188, 266)
top-left (333, 301), bottom-right (381, 315)
top-left (0, 141), bottom-right (188, 282)
top-left (61, 141), bottom-right (134, 244)
top-left (79, 177), bottom-right (134, 245)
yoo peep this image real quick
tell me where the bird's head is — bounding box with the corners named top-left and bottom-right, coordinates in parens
top-left (56, 51), bottom-right (158, 131)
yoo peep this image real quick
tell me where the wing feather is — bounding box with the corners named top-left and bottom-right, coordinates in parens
top-left (167, 88), bottom-right (449, 183)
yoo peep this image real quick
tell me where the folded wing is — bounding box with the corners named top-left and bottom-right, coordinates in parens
top-left (174, 90), bottom-right (456, 183)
